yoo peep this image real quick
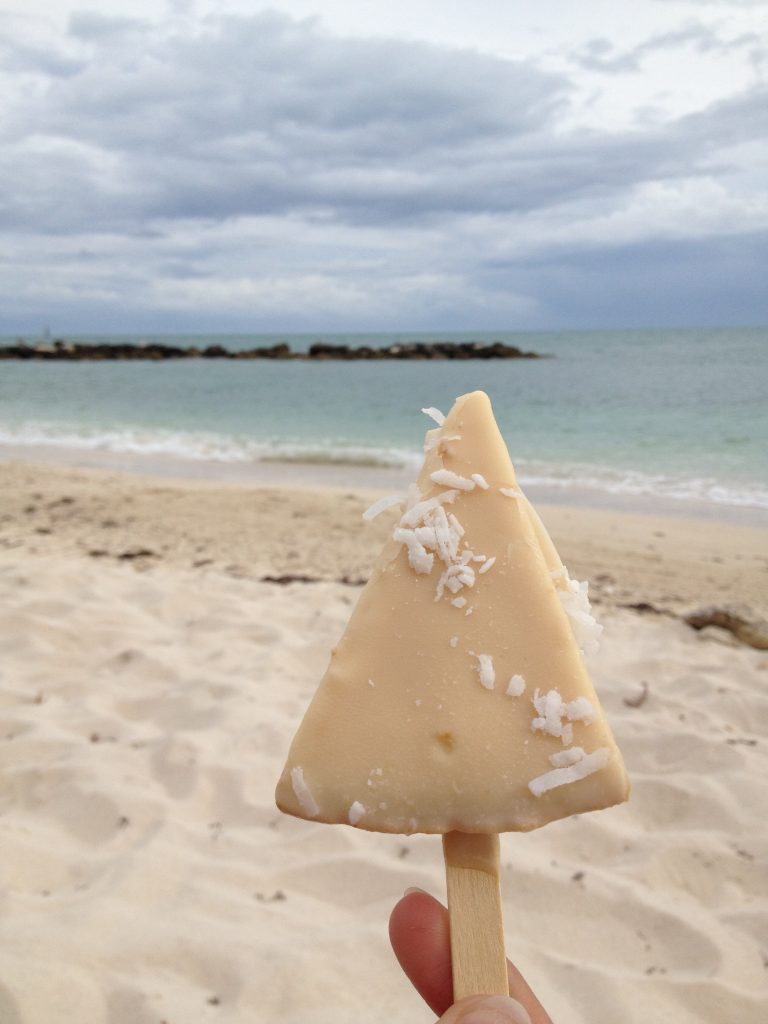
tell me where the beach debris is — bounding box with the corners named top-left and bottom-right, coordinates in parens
top-left (261, 573), bottom-right (317, 585)
top-left (117, 547), bottom-right (157, 560)
top-left (623, 682), bottom-right (650, 708)
top-left (260, 573), bottom-right (367, 586)
top-left (684, 606), bottom-right (768, 650)
top-left (619, 600), bottom-right (673, 616)
top-left (254, 890), bottom-right (286, 902)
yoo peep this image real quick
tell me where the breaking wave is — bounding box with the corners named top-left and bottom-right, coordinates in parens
top-left (1, 421), bottom-right (766, 513)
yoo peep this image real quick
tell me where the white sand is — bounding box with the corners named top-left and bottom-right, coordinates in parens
top-left (0, 462), bottom-right (766, 1023)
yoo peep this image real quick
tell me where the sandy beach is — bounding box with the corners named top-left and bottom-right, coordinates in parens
top-left (1, 457), bottom-right (766, 1023)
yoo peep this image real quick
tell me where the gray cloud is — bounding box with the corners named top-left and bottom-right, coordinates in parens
top-left (1, 11), bottom-right (572, 232)
top-left (575, 22), bottom-right (763, 74)
top-left (0, 9), bottom-right (766, 331)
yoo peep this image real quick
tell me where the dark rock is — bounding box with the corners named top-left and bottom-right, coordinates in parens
top-left (619, 601), bottom-right (675, 617)
top-left (0, 338), bottom-right (545, 361)
top-left (308, 343), bottom-right (351, 359)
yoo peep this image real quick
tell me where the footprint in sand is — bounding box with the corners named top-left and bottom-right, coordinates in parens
top-left (50, 784), bottom-right (128, 845)
top-left (627, 776), bottom-right (745, 831)
top-left (504, 867), bottom-right (722, 974)
top-left (149, 737), bottom-right (199, 799)
top-left (117, 691), bottom-right (219, 731)
top-left (0, 983), bottom-right (22, 1024)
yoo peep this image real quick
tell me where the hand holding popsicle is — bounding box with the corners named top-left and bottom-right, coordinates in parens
top-left (389, 890), bottom-right (553, 1023)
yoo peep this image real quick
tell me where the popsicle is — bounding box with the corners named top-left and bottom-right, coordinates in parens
top-left (275, 390), bottom-right (629, 998)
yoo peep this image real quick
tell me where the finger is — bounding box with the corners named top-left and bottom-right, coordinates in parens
top-left (389, 891), bottom-right (554, 1023)
top-left (389, 890), bottom-right (454, 1016)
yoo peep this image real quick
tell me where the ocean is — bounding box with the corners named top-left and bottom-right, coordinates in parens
top-left (1, 328), bottom-right (766, 524)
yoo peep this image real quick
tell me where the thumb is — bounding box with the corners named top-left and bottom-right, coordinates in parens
top-left (437, 994), bottom-right (533, 1024)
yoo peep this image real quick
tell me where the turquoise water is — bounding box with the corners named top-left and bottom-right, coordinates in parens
top-left (1, 328), bottom-right (766, 518)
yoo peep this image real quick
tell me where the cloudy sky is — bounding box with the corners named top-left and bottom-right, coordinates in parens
top-left (1, 0), bottom-right (766, 334)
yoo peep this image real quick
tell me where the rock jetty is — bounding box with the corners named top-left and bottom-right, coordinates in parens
top-left (0, 339), bottom-right (542, 361)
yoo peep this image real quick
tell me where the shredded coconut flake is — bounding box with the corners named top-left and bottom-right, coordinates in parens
top-left (478, 556), bottom-right (496, 575)
top-left (549, 747), bottom-right (586, 768)
top-left (399, 490), bottom-right (459, 528)
top-left (395, 415), bottom-right (496, 606)
top-left (506, 674), bottom-right (526, 697)
top-left (436, 562), bottom-right (475, 602)
top-left (448, 513), bottom-right (465, 538)
top-left (421, 406), bottom-right (445, 426)
top-left (290, 767), bottom-right (320, 817)
top-left (477, 654), bottom-right (495, 690)
top-left (392, 528), bottom-right (434, 574)
top-left (531, 687), bottom-right (597, 742)
top-left (555, 570), bottom-right (604, 657)
top-left (426, 432), bottom-right (462, 452)
top-left (449, 635), bottom-right (459, 647)
top-left (362, 493), bottom-right (405, 521)
top-left (430, 469), bottom-right (476, 491)
top-left (457, 566), bottom-right (476, 587)
top-left (451, 597), bottom-right (466, 609)
top-left (564, 696), bottom-right (598, 724)
top-left (414, 525), bottom-right (438, 547)
top-left (528, 748), bottom-right (610, 797)
top-left (471, 473), bottom-right (489, 489)
top-left (531, 688), bottom-right (564, 738)
top-left (348, 800), bottom-right (366, 825)
top-left (500, 487), bottom-right (523, 499)
top-left (432, 504), bottom-right (454, 562)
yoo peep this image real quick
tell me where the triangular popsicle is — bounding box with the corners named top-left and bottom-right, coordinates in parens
top-left (276, 391), bottom-right (629, 835)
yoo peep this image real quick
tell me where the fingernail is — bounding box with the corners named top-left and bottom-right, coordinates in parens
top-left (403, 886), bottom-right (429, 896)
top-left (450, 995), bottom-right (532, 1024)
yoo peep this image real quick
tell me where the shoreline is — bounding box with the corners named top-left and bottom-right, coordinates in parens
top-left (1, 442), bottom-right (766, 529)
top-left (1, 456), bottom-right (766, 619)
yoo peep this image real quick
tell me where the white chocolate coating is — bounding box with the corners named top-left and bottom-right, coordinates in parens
top-left (275, 392), bottom-right (629, 834)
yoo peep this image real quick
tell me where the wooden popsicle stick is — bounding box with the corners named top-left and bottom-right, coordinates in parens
top-left (443, 830), bottom-right (509, 1000)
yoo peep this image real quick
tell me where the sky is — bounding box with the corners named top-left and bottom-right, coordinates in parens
top-left (1, 0), bottom-right (767, 334)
